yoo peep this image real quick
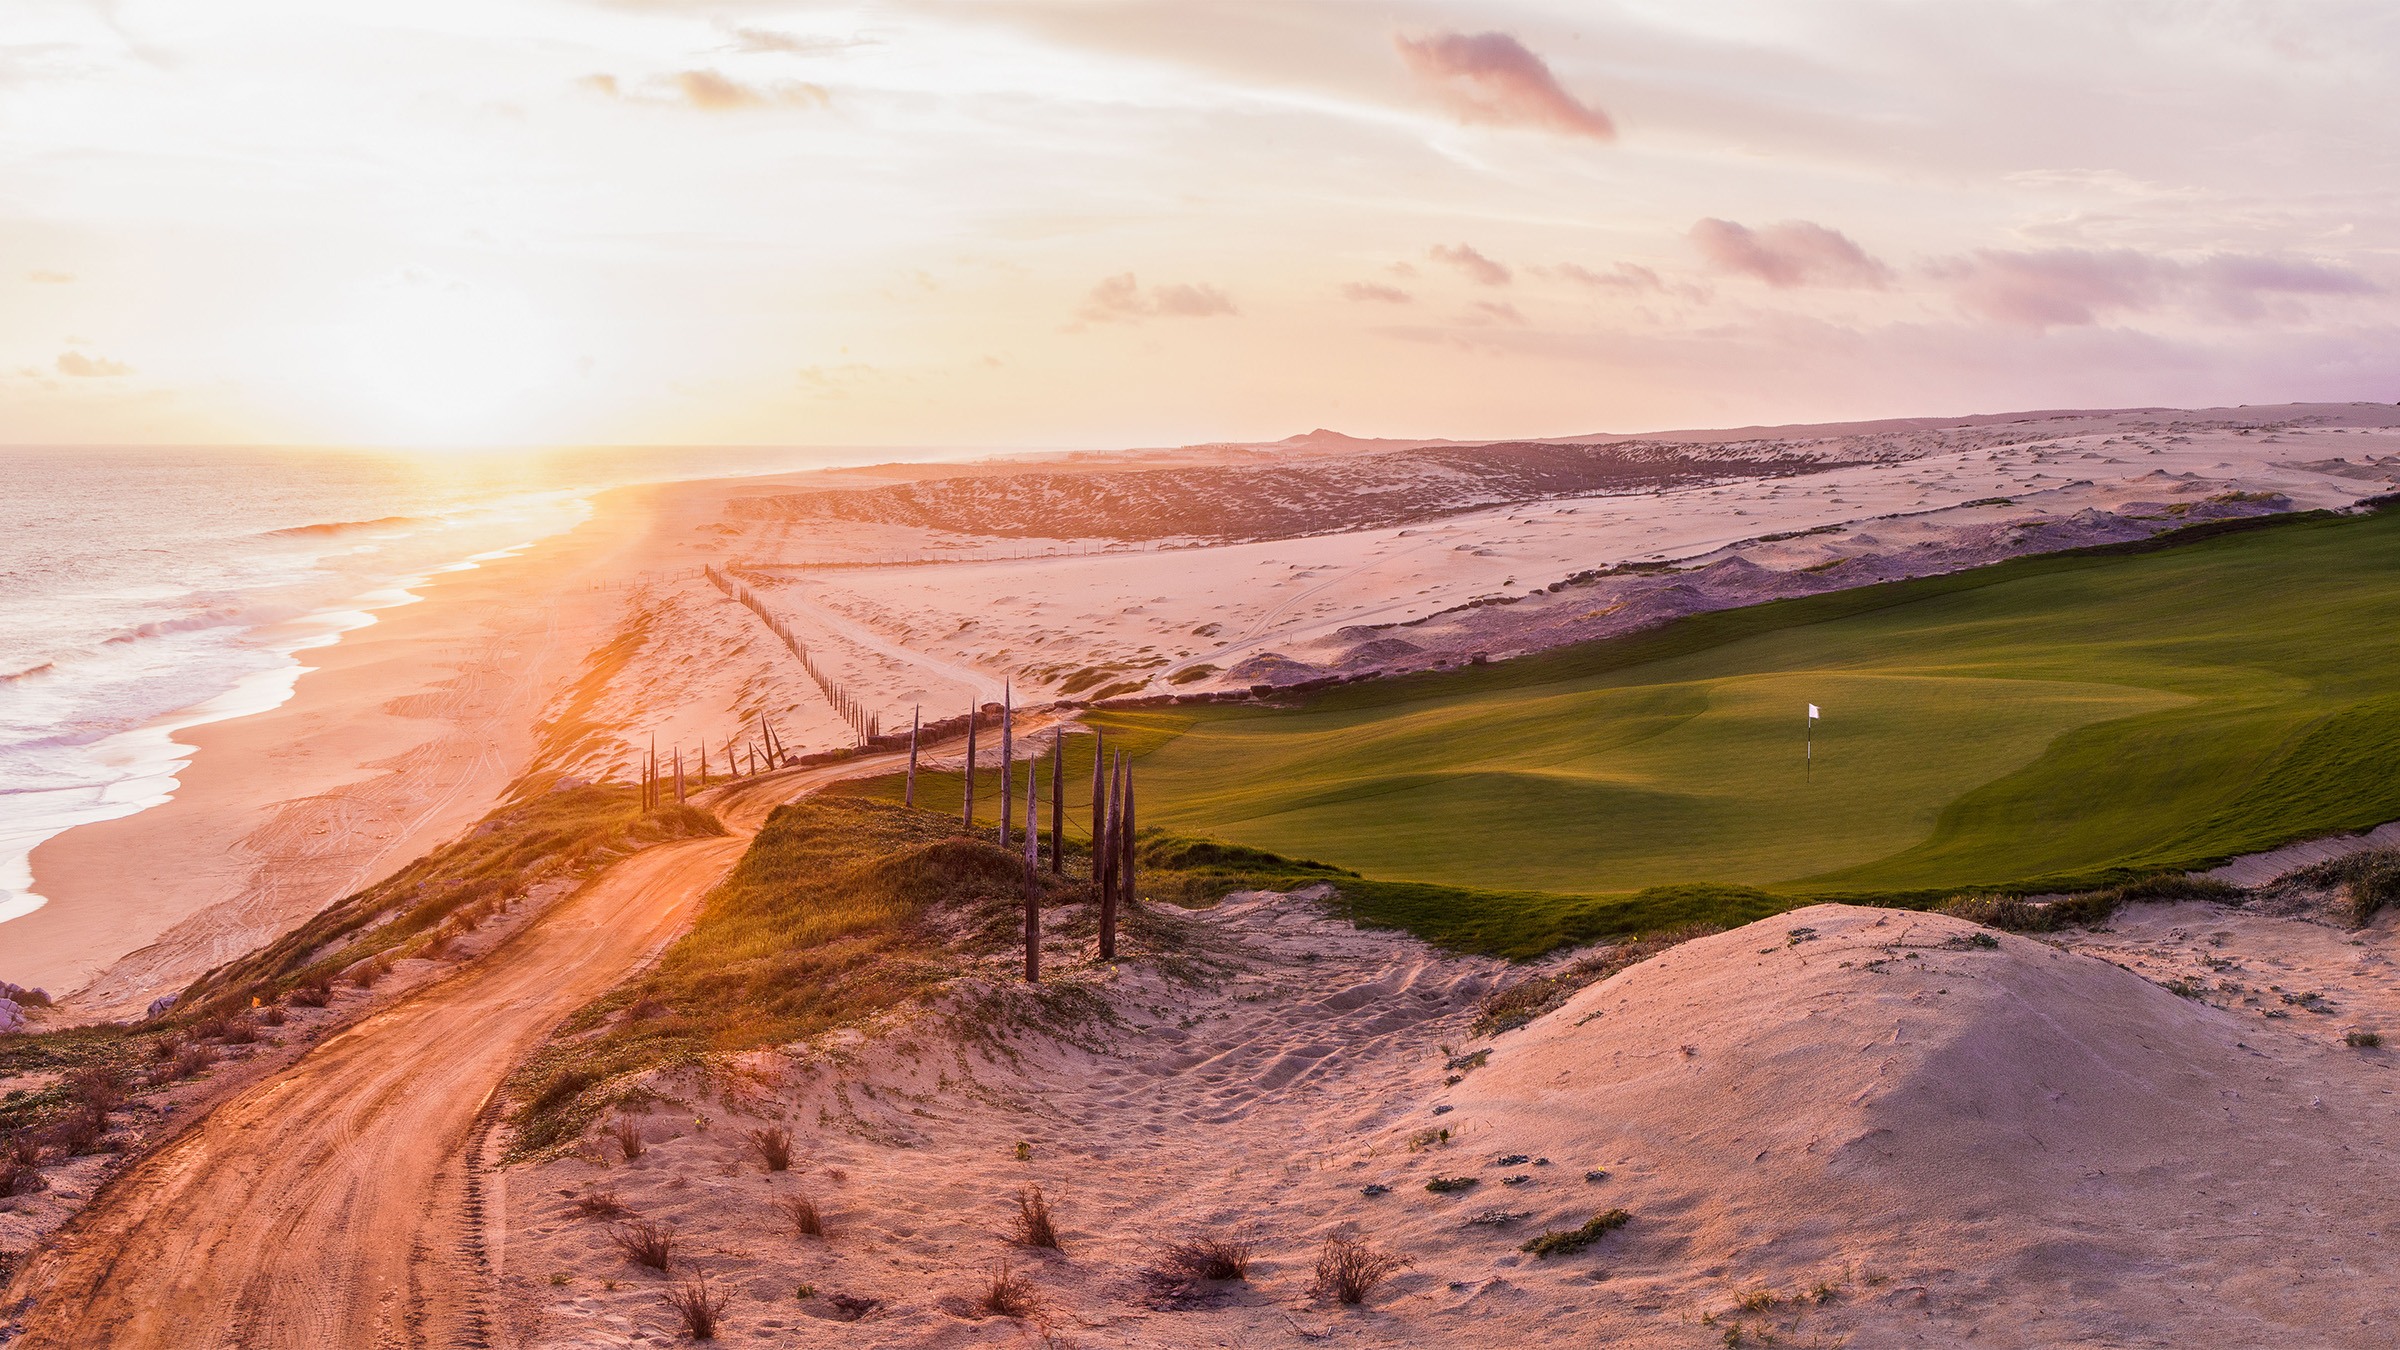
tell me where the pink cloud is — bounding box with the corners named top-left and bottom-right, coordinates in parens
top-left (1939, 248), bottom-right (2377, 327)
top-left (1690, 218), bottom-right (1890, 289)
top-left (1468, 300), bottom-right (1527, 325)
top-left (1394, 31), bottom-right (1614, 140)
top-left (1075, 274), bottom-right (1237, 325)
top-left (1429, 243), bottom-right (1510, 286)
top-left (1542, 262), bottom-right (1664, 292)
top-left (1340, 282), bottom-right (1413, 303)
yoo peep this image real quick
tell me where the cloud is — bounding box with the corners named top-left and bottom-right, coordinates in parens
top-left (1541, 262), bottom-right (1664, 292)
top-left (1690, 218), bottom-right (1890, 289)
top-left (1075, 273), bottom-right (1237, 325)
top-left (723, 26), bottom-right (870, 55)
top-left (1429, 243), bottom-right (1510, 286)
top-left (1938, 247), bottom-right (2378, 328)
top-left (26, 270), bottom-right (74, 284)
top-left (1394, 30), bottom-right (1614, 140)
top-left (1340, 282), bottom-right (1413, 304)
top-left (1468, 300), bottom-right (1527, 325)
top-left (56, 351), bottom-right (132, 377)
top-left (579, 69), bottom-right (827, 110)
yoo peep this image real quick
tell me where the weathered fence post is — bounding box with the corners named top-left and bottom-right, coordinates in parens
top-left (1049, 732), bottom-right (1065, 875)
top-left (905, 705), bottom-right (920, 807)
top-left (1098, 747), bottom-right (1121, 960)
top-left (964, 703), bottom-right (978, 832)
top-left (1000, 682), bottom-right (1014, 848)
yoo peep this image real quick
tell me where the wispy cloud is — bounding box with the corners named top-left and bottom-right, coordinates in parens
top-left (1075, 273), bottom-right (1237, 325)
top-left (1937, 247), bottom-right (2378, 327)
top-left (722, 26), bottom-right (871, 56)
top-left (578, 69), bottom-right (828, 111)
top-left (1429, 243), bottom-right (1510, 286)
top-left (1540, 262), bottom-right (1662, 292)
top-left (1339, 282), bottom-right (1413, 303)
top-left (1690, 218), bottom-right (1890, 289)
top-left (26, 270), bottom-right (74, 284)
top-left (56, 351), bottom-right (132, 377)
top-left (1394, 31), bottom-right (1614, 140)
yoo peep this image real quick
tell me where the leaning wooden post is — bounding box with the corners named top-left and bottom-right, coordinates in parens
top-left (964, 703), bottom-right (978, 832)
top-left (1022, 831), bottom-right (1041, 985)
top-left (905, 705), bottom-right (920, 807)
top-left (999, 682), bottom-right (1014, 848)
top-left (1088, 729), bottom-right (1106, 878)
top-left (1049, 732), bottom-right (1065, 875)
top-left (674, 748), bottom-right (685, 804)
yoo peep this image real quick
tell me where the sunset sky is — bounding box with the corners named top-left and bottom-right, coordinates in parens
top-left (5, 1), bottom-right (2396, 447)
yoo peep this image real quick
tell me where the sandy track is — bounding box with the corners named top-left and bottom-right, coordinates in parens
top-left (5, 835), bottom-right (745, 1349)
top-left (1, 749), bottom-right (908, 1347)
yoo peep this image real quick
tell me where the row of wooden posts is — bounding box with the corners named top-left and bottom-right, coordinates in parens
top-left (704, 565), bottom-right (880, 744)
top-left (897, 685), bottom-right (1138, 983)
top-left (636, 711), bottom-right (810, 811)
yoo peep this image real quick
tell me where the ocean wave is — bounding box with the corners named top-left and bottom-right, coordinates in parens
top-left (262, 515), bottom-right (420, 539)
top-left (102, 606), bottom-right (256, 645)
top-left (0, 662), bottom-right (57, 683)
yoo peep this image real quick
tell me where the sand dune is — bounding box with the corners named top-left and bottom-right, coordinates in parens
top-left (496, 895), bottom-right (2400, 1348)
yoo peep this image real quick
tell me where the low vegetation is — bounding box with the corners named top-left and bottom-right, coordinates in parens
top-left (170, 783), bottom-right (722, 1018)
top-left (975, 1261), bottom-right (1043, 1319)
top-left (608, 1217), bottom-right (678, 1271)
top-left (1520, 1209), bottom-right (1632, 1258)
top-left (2289, 846), bottom-right (2400, 926)
top-left (502, 797), bottom-right (1103, 1159)
top-left (773, 1193), bottom-right (826, 1238)
top-left (662, 1273), bottom-right (728, 1339)
top-left (1312, 1232), bottom-right (1409, 1304)
top-left (1006, 1184), bottom-right (1062, 1250)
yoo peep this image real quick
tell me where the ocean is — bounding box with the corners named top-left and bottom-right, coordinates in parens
top-left (0, 444), bottom-right (954, 927)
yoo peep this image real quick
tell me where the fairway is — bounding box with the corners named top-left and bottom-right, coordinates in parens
top-left (1108, 508), bottom-right (2400, 895)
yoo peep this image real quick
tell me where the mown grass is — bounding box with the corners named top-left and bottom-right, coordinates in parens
top-left (1097, 507), bottom-right (2400, 897)
top-left (503, 797), bottom-right (1099, 1158)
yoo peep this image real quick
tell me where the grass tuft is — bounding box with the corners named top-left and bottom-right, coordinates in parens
top-left (1312, 1232), bottom-right (1409, 1305)
top-left (745, 1125), bottom-right (793, 1172)
top-left (608, 1217), bottom-right (678, 1271)
top-left (571, 1189), bottom-right (632, 1220)
top-left (975, 1261), bottom-right (1043, 1319)
top-left (773, 1192), bottom-right (826, 1238)
top-left (662, 1272), bottom-right (728, 1339)
top-left (1006, 1184), bottom-right (1061, 1250)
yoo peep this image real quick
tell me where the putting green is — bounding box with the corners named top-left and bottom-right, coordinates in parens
top-left (1105, 507), bottom-right (2400, 894)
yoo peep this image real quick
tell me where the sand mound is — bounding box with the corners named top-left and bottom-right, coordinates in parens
top-left (1441, 903), bottom-right (2393, 1343)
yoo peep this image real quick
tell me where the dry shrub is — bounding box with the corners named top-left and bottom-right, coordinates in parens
top-left (608, 1217), bottom-right (678, 1271)
top-left (1152, 1231), bottom-right (1253, 1282)
top-left (45, 1105), bottom-right (107, 1157)
top-left (1312, 1232), bottom-right (1408, 1305)
top-left (288, 979), bottom-right (333, 1008)
top-left (571, 1189), bottom-right (632, 1220)
top-left (662, 1273), bottom-right (728, 1339)
top-left (745, 1125), bottom-right (793, 1172)
top-left (4, 1131), bottom-right (38, 1166)
top-left (975, 1261), bottom-right (1043, 1319)
top-left (191, 1015), bottom-right (231, 1041)
top-left (221, 1016), bottom-right (261, 1046)
top-left (609, 1114), bottom-right (646, 1162)
top-left (173, 1043), bottom-right (219, 1079)
top-left (773, 1193), bottom-right (825, 1238)
top-left (624, 996), bottom-right (669, 1023)
top-left (0, 1158), bottom-right (43, 1198)
top-left (1005, 1184), bottom-right (1060, 1250)
top-left (258, 1003), bottom-right (288, 1027)
top-left (2294, 847), bottom-right (2400, 927)
top-left (67, 1066), bottom-right (126, 1112)
top-left (1519, 1208), bottom-right (1631, 1258)
top-left (150, 1033), bottom-right (187, 1062)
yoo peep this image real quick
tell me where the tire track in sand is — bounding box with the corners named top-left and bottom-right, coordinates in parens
top-left (3, 756), bottom-right (899, 1348)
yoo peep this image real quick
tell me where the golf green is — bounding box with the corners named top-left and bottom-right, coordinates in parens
top-left (1105, 507), bottom-right (2400, 895)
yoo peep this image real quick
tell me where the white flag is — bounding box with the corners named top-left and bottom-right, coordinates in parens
top-left (1807, 704), bottom-right (1821, 720)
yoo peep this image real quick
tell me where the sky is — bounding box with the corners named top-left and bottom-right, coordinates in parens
top-left (4, 0), bottom-right (2397, 447)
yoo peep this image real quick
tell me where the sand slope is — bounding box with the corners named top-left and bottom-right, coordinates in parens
top-left (496, 898), bottom-right (2400, 1349)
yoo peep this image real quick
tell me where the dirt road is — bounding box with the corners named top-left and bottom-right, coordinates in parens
top-left (2, 755), bottom-right (903, 1348)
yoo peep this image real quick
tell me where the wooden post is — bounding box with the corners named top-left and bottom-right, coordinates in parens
top-left (1024, 752), bottom-right (1039, 872)
top-left (905, 705), bottom-right (920, 807)
top-left (999, 683), bottom-right (1014, 848)
top-left (1049, 732), bottom-right (1065, 875)
top-left (1088, 729), bottom-right (1106, 875)
top-left (674, 748), bottom-right (685, 804)
top-left (1023, 844), bottom-right (1041, 984)
top-left (964, 703), bottom-right (978, 832)
top-left (1098, 747), bottom-right (1121, 960)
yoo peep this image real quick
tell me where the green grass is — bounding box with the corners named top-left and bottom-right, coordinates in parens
top-left (1100, 508), bottom-right (2400, 898)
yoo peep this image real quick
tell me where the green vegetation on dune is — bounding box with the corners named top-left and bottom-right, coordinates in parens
top-left (1120, 507), bottom-right (2400, 897)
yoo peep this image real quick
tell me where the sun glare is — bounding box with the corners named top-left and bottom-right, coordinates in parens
top-left (332, 271), bottom-right (571, 446)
